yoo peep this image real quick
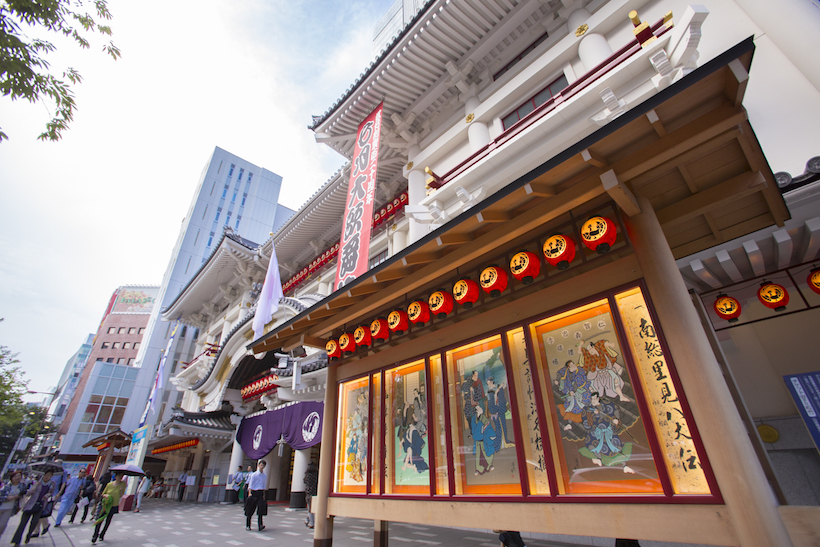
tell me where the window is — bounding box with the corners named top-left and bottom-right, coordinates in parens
top-left (118, 327), bottom-right (125, 334)
top-left (134, 342), bottom-right (140, 350)
top-left (138, 328), bottom-right (145, 334)
top-left (235, 217), bottom-right (241, 229)
top-left (123, 343), bottom-right (131, 349)
top-left (112, 342), bottom-right (120, 349)
top-left (493, 30), bottom-right (551, 81)
top-left (96, 358), bottom-right (103, 362)
top-left (193, 328), bottom-right (199, 341)
top-left (128, 328), bottom-right (136, 334)
top-left (194, 230), bottom-right (200, 246)
top-left (229, 164), bottom-right (235, 176)
top-left (127, 358), bottom-right (135, 366)
top-left (210, 181), bottom-right (216, 196)
top-left (237, 168), bottom-right (244, 182)
top-left (217, 160), bottom-right (222, 174)
top-left (101, 342), bottom-right (110, 349)
top-left (501, 74), bottom-right (569, 130)
top-left (247, 172), bottom-right (253, 183)
top-left (370, 249), bottom-right (389, 268)
top-left (180, 325), bottom-right (187, 339)
top-left (117, 358), bottom-right (126, 365)
top-left (108, 327), bottom-right (116, 334)
top-left (106, 358), bottom-right (114, 363)
top-left (185, 256), bottom-right (191, 275)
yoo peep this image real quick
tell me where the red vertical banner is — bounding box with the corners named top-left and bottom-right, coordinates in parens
top-left (335, 102), bottom-right (383, 290)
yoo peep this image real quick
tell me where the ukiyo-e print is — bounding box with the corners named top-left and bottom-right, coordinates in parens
top-left (335, 377), bottom-right (369, 493)
top-left (385, 360), bottom-right (430, 493)
top-left (531, 299), bottom-right (662, 494)
top-left (447, 336), bottom-right (521, 495)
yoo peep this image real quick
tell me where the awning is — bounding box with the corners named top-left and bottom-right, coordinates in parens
top-left (237, 401), bottom-right (323, 459)
top-left (82, 429), bottom-right (131, 449)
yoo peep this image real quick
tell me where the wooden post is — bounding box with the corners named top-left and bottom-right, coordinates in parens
top-left (374, 519), bottom-right (388, 547)
top-left (624, 196), bottom-right (792, 547)
top-left (313, 363), bottom-right (337, 547)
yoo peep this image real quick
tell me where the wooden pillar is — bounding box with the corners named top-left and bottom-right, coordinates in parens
top-left (313, 363), bottom-right (337, 547)
top-left (374, 519), bottom-right (388, 547)
top-left (624, 196), bottom-right (792, 547)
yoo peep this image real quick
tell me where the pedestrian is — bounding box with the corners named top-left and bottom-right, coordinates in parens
top-left (243, 465), bottom-right (253, 500)
top-left (177, 470), bottom-right (188, 502)
top-left (135, 474), bottom-right (152, 512)
top-left (10, 469), bottom-right (54, 546)
top-left (28, 471), bottom-right (58, 539)
top-left (304, 462), bottom-right (318, 529)
top-left (54, 469), bottom-right (88, 527)
top-left (244, 460), bottom-right (267, 532)
top-left (0, 471), bottom-right (27, 537)
top-left (230, 466), bottom-right (244, 504)
top-left (91, 473), bottom-right (126, 544)
top-left (499, 531), bottom-right (527, 547)
top-left (70, 471), bottom-right (96, 523)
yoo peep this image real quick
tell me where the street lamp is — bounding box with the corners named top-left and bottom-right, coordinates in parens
top-left (1, 411), bottom-right (37, 477)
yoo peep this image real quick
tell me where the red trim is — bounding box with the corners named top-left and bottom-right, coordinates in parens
top-left (500, 331), bottom-right (531, 496)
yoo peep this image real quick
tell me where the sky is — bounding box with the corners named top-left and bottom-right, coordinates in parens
top-left (0, 0), bottom-right (398, 401)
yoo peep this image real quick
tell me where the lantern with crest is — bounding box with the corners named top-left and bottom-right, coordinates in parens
top-left (543, 234), bottom-right (576, 270)
top-left (339, 332), bottom-right (356, 354)
top-left (510, 251), bottom-right (541, 284)
top-left (453, 278), bottom-right (480, 308)
top-left (480, 265), bottom-right (508, 297)
top-left (408, 300), bottom-right (431, 325)
top-left (428, 290), bottom-right (454, 319)
top-left (354, 325), bottom-right (372, 349)
top-left (714, 294), bottom-right (742, 323)
top-left (808, 268), bottom-right (820, 295)
top-left (326, 339), bottom-right (341, 360)
top-left (758, 281), bottom-right (789, 312)
top-left (388, 309), bottom-right (409, 335)
top-left (580, 216), bottom-right (617, 254)
top-left (370, 317), bottom-right (390, 342)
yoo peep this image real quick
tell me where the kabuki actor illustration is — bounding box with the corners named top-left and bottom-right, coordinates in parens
top-left (386, 360), bottom-right (430, 493)
top-left (447, 336), bottom-right (521, 494)
top-left (336, 377), bottom-right (370, 492)
top-left (533, 299), bottom-right (662, 494)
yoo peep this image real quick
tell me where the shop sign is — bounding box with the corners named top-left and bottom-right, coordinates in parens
top-left (784, 372), bottom-right (820, 451)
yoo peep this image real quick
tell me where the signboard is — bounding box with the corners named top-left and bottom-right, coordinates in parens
top-left (334, 102), bottom-right (383, 290)
top-left (124, 425), bottom-right (151, 495)
top-left (784, 371), bottom-right (820, 451)
top-left (111, 286), bottom-right (159, 314)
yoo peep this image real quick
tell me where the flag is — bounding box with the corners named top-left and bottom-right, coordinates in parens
top-left (252, 243), bottom-right (284, 341)
top-left (139, 321), bottom-right (180, 427)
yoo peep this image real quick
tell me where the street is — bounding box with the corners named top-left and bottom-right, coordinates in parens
top-left (0, 498), bottom-right (603, 547)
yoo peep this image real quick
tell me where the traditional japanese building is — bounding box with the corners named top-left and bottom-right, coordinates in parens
top-left (245, 1), bottom-right (820, 546)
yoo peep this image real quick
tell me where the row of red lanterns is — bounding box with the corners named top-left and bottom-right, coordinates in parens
top-left (241, 373), bottom-right (278, 400)
top-left (151, 438), bottom-right (199, 455)
top-left (373, 191), bottom-right (409, 228)
top-left (713, 269), bottom-right (820, 322)
top-left (283, 243), bottom-right (340, 294)
top-left (326, 216), bottom-right (619, 358)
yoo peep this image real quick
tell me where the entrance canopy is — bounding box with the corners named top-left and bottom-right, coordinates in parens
top-left (238, 401), bottom-right (323, 459)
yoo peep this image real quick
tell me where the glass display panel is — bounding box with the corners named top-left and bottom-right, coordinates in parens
top-left (371, 373), bottom-right (382, 494)
top-left (615, 287), bottom-right (710, 494)
top-left (334, 376), bottom-right (369, 494)
top-left (506, 328), bottom-right (550, 495)
top-left (446, 336), bottom-right (521, 495)
top-left (385, 360), bottom-right (430, 494)
top-left (430, 354), bottom-right (449, 495)
top-left (529, 299), bottom-right (662, 494)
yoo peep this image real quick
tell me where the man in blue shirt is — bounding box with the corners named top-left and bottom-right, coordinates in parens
top-left (54, 469), bottom-right (88, 527)
top-left (244, 460), bottom-right (267, 531)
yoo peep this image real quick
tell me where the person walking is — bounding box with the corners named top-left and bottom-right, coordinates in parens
top-left (54, 469), bottom-right (87, 527)
top-left (135, 474), bottom-right (152, 512)
top-left (0, 471), bottom-right (27, 537)
top-left (177, 471), bottom-right (188, 502)
top-left (91, 474), bottom-right (126, 544)
top-left (230, 466), bottom-right (244, 504)
top-left (243, 465), bottom-right (252, 500)
top-left (70, 472), bottom-right (96, 523)
top-left (10, 470), bottom-right (54, 546)
top-left (244, 460), bottom-right (267, 532)
top-left (304, 462), bottom-right (318, 529)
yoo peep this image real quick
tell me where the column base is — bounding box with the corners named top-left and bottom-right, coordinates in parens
top-left (290, 491), bottom-right (306, 508)
top-left (374, 529), bottom-right (388, 547)
top-left (313, 539), bottom-right (332, 547)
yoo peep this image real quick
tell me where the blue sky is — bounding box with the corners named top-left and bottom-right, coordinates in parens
top-left (0, 0), bottom-right (397, 399)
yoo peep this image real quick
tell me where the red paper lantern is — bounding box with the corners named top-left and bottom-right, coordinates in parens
top-left (808, 268), bottom-right (820, 295)
top-left (400, 192), bottom-right (408, 204)
top-left (543, 234), bottom-right (576, 270)
top-left (510, 250), bottom-right (541, 284)
top-left (354, 325), bottom-right (372, 349)
top-left (428, 290), bottom-right (454, 319)
top-left (480, 265), bottom-right (508, 297)
top-left (339, 332), bottom-right (356, 354)
top-left (370, 317), bottom-right (390, 342)
top-left (387, 310), bottom-right (409, 335)
top-left (758, 281), bottom-right (789, 311)
top-left (714, 294), bottom-right (741, 323)
top-left (453, 278), bottom-right (480, 308)
top-left (407, 300), bottom-right (430, 325)
top-left (580, 216), bottom-right (617, 254)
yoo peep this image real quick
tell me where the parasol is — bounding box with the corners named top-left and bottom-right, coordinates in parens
top-left (110, 463), bottom-right (145, 476)
top-left (29, 462), bottom-right (64, 475)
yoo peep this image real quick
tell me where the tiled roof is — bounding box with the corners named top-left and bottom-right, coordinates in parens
top-left (167, 409), bottom-right (234, 431)
top-left (776, 156), bottom-right (820, 193)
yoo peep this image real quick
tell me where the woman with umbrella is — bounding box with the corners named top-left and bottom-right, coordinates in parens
top-left (91, 465), bottom-right (141, 544)
top-left (10, 469), bottom-right (55, 546)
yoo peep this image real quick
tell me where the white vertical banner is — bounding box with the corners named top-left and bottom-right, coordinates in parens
top-left (139, 321), bottom-right (180, 427)
top-left (252, 243), bottom-right (284, 341)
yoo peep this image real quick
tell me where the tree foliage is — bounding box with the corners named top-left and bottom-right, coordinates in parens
top-left (0, 319), bottom-right (30, 461)
top-left (0, 0), bottom-right (121, 142)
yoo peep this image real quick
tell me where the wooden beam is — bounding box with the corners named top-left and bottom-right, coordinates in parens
top-left (581, 148), bottom-right (608, 168)
top-left (600, 169), bottom-right (640, 216)
top-left (656, 171), bottom-right (765, 228)
top-left (716, 250), bottom-right (744, 283)
top-left (689, 259), bottom-right (722, 289)
top-left (742, 239), bottom-right (767, 277)
top-left (726, 59), bottom-right (749, 107)
top-left (306, 307), bottom-right (336, 321)
top-left (523, 182), bottom-right (556, 197)
top-left (671, 215), bottom-right (774, 259)
top-left (402, 252), bottom-right (440, 266)
top-left (476, 210), bottom-right (512, 223)
top-left (802, 217), bottom-right (820, 262)
top-left (347, 282), bottom-right (390, 297)
top-left (737, 124), bottom-right (790, 227)
top-left (615, 103), bottom-right (747, 182)
top-left (772, 229), bottom-right (793, 270)
top-left (371, 266), bottom-right (418, 282)
top-left (436, 233), bottom-right (473, 246)
top-left (679, 165), bottom-right (722, 242)
top-left (325, 295), bottom-right (367, 310)
top-left (646, 109), bottom-right (666, 137)
top-left (299, 334), bottom-right (327, 350)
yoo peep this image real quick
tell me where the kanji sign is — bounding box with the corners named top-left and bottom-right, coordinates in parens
top-left (335, 103), bottom-right (383, 290)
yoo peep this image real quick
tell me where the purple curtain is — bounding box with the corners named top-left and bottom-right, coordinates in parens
top-left (237, 401), bottom-right (324, 459)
